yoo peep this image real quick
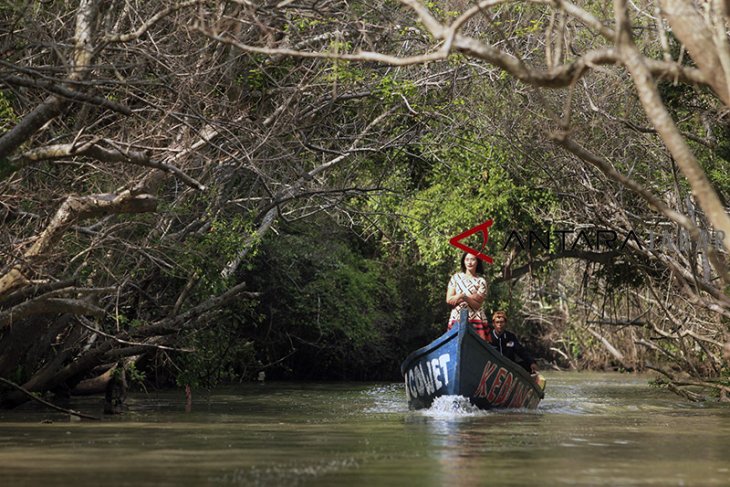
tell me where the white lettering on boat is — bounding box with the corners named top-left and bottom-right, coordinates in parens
top-left (405, 353), bottom-right (451, 400)
top-left (438, 354), bottom-right (450, 385)
top-left (431, 358), bottom-right (443, 390)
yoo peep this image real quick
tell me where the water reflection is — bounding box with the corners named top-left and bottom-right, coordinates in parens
top-left (403, 396), bottom-right (546, 486)
top-left (1, 373), bottom-right (730, 486)
top-left (399, 374), bottom-right (730, 486)
top-left (429, 421), bottom-right (486, 486)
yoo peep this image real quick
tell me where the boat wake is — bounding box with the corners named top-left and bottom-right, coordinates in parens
top-left (420, 395), bottom-right (491, 417)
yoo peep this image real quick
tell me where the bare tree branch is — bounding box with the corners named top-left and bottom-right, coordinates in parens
top-left (0, 75), bottom-right (132, 115)
top-left (10, 139), bottom-right (205, 191)
top-left (0, 377), bottom-right (100, 420)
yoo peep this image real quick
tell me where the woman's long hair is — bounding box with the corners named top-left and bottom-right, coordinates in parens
top-left (460, 252), bottom-right (484, 275)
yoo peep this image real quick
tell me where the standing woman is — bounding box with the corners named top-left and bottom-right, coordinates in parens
top-left (446, 252), bottom-right (490, 341)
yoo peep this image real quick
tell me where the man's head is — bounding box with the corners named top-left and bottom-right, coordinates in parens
top-left (492, 311), bottom-right (507, 334)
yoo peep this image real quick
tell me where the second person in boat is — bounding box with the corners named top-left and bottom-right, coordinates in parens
top-left (490, 310), bottom-right (539, 374)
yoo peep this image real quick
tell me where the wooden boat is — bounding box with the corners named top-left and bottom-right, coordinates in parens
top-left (400, 310), bottom-right (545, 410)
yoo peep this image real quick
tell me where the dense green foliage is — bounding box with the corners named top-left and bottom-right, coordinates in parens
top-left (251, 223), bottom-right (404, 379)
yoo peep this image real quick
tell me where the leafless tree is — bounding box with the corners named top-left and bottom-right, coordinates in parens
top-left (0, 0), bottom-right (418, 406)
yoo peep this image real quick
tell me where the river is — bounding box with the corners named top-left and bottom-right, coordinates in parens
top-left (0, 372), bottom-right (728, 486)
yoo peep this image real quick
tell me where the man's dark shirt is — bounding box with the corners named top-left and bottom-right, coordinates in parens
top-left (489, 329), bottom-right (535, 371)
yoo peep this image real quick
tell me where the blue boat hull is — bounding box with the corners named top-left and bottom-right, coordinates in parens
top-left (400, 312), bottom-right (545, 410)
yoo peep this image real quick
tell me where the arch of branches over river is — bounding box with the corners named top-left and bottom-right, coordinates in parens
top-left (1, 0), bottom-right (730, 408)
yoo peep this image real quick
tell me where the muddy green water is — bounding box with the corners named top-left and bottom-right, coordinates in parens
top-left (1, 372), bottom-right (729, 486)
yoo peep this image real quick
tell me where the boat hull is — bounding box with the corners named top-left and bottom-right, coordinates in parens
top-left (400, 312), bottom-right (544, 410)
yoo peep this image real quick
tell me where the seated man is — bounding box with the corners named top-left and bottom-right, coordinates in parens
top-left (489, 311), bottom-right (538, 374)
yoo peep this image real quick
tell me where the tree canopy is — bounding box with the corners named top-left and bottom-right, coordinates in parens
top-left (1, 0), bottom-right (730, 405)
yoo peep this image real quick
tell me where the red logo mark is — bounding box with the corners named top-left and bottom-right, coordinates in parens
top-left (449, 219), bottom-right (494, 264)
